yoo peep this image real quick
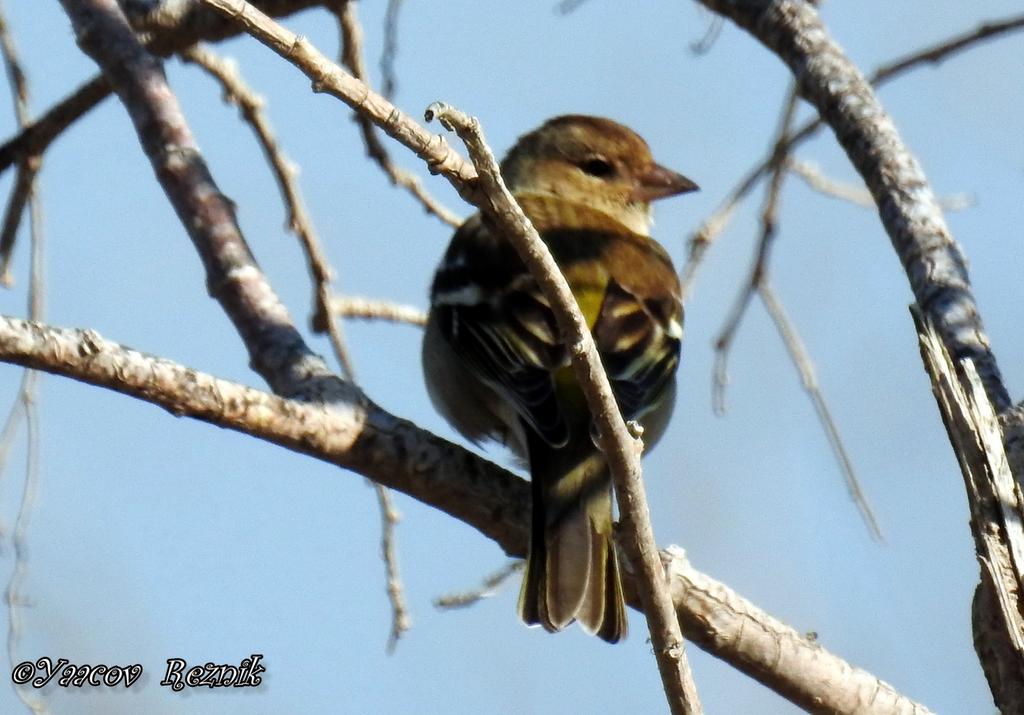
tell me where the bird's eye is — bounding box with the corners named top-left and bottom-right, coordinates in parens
top-left (580, 157), bottom-right (615, 178)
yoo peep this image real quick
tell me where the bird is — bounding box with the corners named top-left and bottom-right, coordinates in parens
top-left (422, 115), bottom-right (697, 643)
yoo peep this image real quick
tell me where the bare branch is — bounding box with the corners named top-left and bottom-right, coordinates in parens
top-left (663, 546), bottom-right (931, 715)
top-left (760, 283), bottom-right (883, 541)
top-left (0, 5), bottom-right (41, 286)
top-left (0, 74), bottom-right (110, 177)
top-left (0, 3), bottom-right (334, 178)
top-left (787, 159), bottom-right (973, 212)
top-left (678, 158), bottom-right (759, 301)
top-left (678, 119), bottom-right (817, 302)
top-left (198, 0), bottom-right (478, 197)
top-left (62, 0), bottom-right (346, 402)
top-left (712, 84), bottom-right (882, 541)
top-left (680, 10), bottom-right (1024, 332)
top-left (433, 561), bottom-right (522, 610)
top-left (180, 40), bottom-right (412, 650)
top-left (179, 43), bottom-right (358, 381)
top-left (786, 158), bottom-right (874, 207)
top-left (713, 84), bottom-right (798, 416)
top-left (0, 158), bottom-right (37, 286)
top-left (330, 295), bottom-right (426, 327)
top-left (424, 101), bottom-right (704, 715)
top-left (374, 482), bottom-right (410, 652)
top-left (875, 13), bottom-right (1024, 79)
top-left (333, 0), bottom-right (461, 227)
top-left (698, 0), bottom-right (1009, 414)
top-left (2, 369), bottom-right (45, 715)
top-left (915, 308), bottom-right (1024, 707)
top-left (0, 313), bottom-right (530, 553)
top-left (378, 0), bottom-right (402, 99)
top-left (0, 311), bottom-right (933, 713)
top-left (0, 8), bottom-right (47, 712)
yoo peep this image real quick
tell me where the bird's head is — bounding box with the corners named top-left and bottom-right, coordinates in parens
top-left (499, 115), bottom-right (698, 235)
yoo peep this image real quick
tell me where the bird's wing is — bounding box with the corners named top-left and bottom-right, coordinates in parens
top-left (592, 277), bottom-right (682, 423)
top-left (430, 206), bottom-right (683, 445)
top-left (430, 216), bottom-right (571, 447)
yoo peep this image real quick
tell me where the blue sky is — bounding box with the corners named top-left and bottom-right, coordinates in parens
top-left (0, 1), bottom-right (1022, 712)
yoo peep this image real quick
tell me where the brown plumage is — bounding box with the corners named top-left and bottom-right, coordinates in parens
top-left (423, 115), bottom-right (697, 642)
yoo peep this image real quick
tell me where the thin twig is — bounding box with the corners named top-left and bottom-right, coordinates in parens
top-left (320, 3), bottom-right (427, 645)
top-left (4, 370), bottom-right (42, 715)
top-left (0, 5), bottom-right (46, 712)
top-left (0, 5), bottom-right (40, 286)
top-left (424, 101), bottom-right (703, 715)
top-left (375, 485), bottom-right (410, 653)
top-left (0, 382), bottom-right (24, 536)
top-left (199, 0), bottom-right (479, 197)
top-left (433, 561), bottom-right (522, 610)
top-left (874, 13), bottom-right (1024, 79)
top-left (0, 74), bottom-right (110, 177)
top-left (379, 0), bottom-right (402, 99)
top-left (331, 295), bottom-right (426, 326)
top-left (679, 11), bottom-right (1024, 301)
top-left (706, 0), bottom-right (1012, 416)
top-left (713, 84), bottom-right (799, 415)
top-left (713, 85), bottom-right (882, 539)
top-left (787, 158), bottom-right (874, 207)
top-left (179, 43), bottom-right (358, 380)
top-left (333, 0), bottom-right (461, 227)
top-left (787, 158), bottom-right (973, 212)
top-left (375, 483), bottom-right (410, 652)
top-left (0, 159), bottom-right (37, 286)
top-left (678, 159), bottom-right (760, 302)
top-left (759, 282), bottom-right (883, 540)
top-left (181, 41), bottom-right (412, 649)
top-left (0, 311), bottom-right (935, 713)
top-left (0, 1), bottom-right (355, 179)
top-left (555, 0), bottom-right (592, 15)
top-left (689, 13), bottom-right (723, 55)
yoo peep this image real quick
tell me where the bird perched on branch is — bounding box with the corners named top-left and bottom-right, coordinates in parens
top-left (423, 115), bottom-right (696, 643)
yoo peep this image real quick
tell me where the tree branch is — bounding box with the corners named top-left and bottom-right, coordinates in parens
top-left (121, 0), bottom-right (327, 54)
top-left (169, 1), bottom-right (939, 709)
top-left (179, 41), bottom-right (414, 651)
top-left (330, 295), bottom-right (427, 327)
top-left (333, 0), bottom-right (461, 227)
top-left (179, 42), bottom-right (358, 380)
top-left (915, 308), bottom-right (1024, 709)
top-left (197, 0), bottom-right (478, 197)
top-left (874, 13), bottom-right (1024, 78)
top-left (41, 0), bottom-right (941, 709)
top-left (0, 1), bottom-right (339, 177)
top-left (697, 0), bottom-right (1009, 412)
top-left (712, 83), bottom-right (882, 540)
top-left (693, 0), bottom-right (1021, 707)
top-left (680, 10), bottom-right (1024, 321)
top-left (0, 74), bottom-right (110, 176)
top-left (60, 0), bottom-right (342, 401)
top-left (0, 313), bottom-right (934, 714)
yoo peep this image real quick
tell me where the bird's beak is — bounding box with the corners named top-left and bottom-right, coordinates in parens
top-left (631, 163), bottom-right (699, 202)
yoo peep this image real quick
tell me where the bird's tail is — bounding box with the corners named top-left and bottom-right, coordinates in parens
top-left (517, 432), bottom-right (627, 643)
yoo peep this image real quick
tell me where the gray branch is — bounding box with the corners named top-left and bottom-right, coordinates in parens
top-left (0, 313), bottom-right (934, 715)
top-left (697, 0), bottom-right (1010, 412)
